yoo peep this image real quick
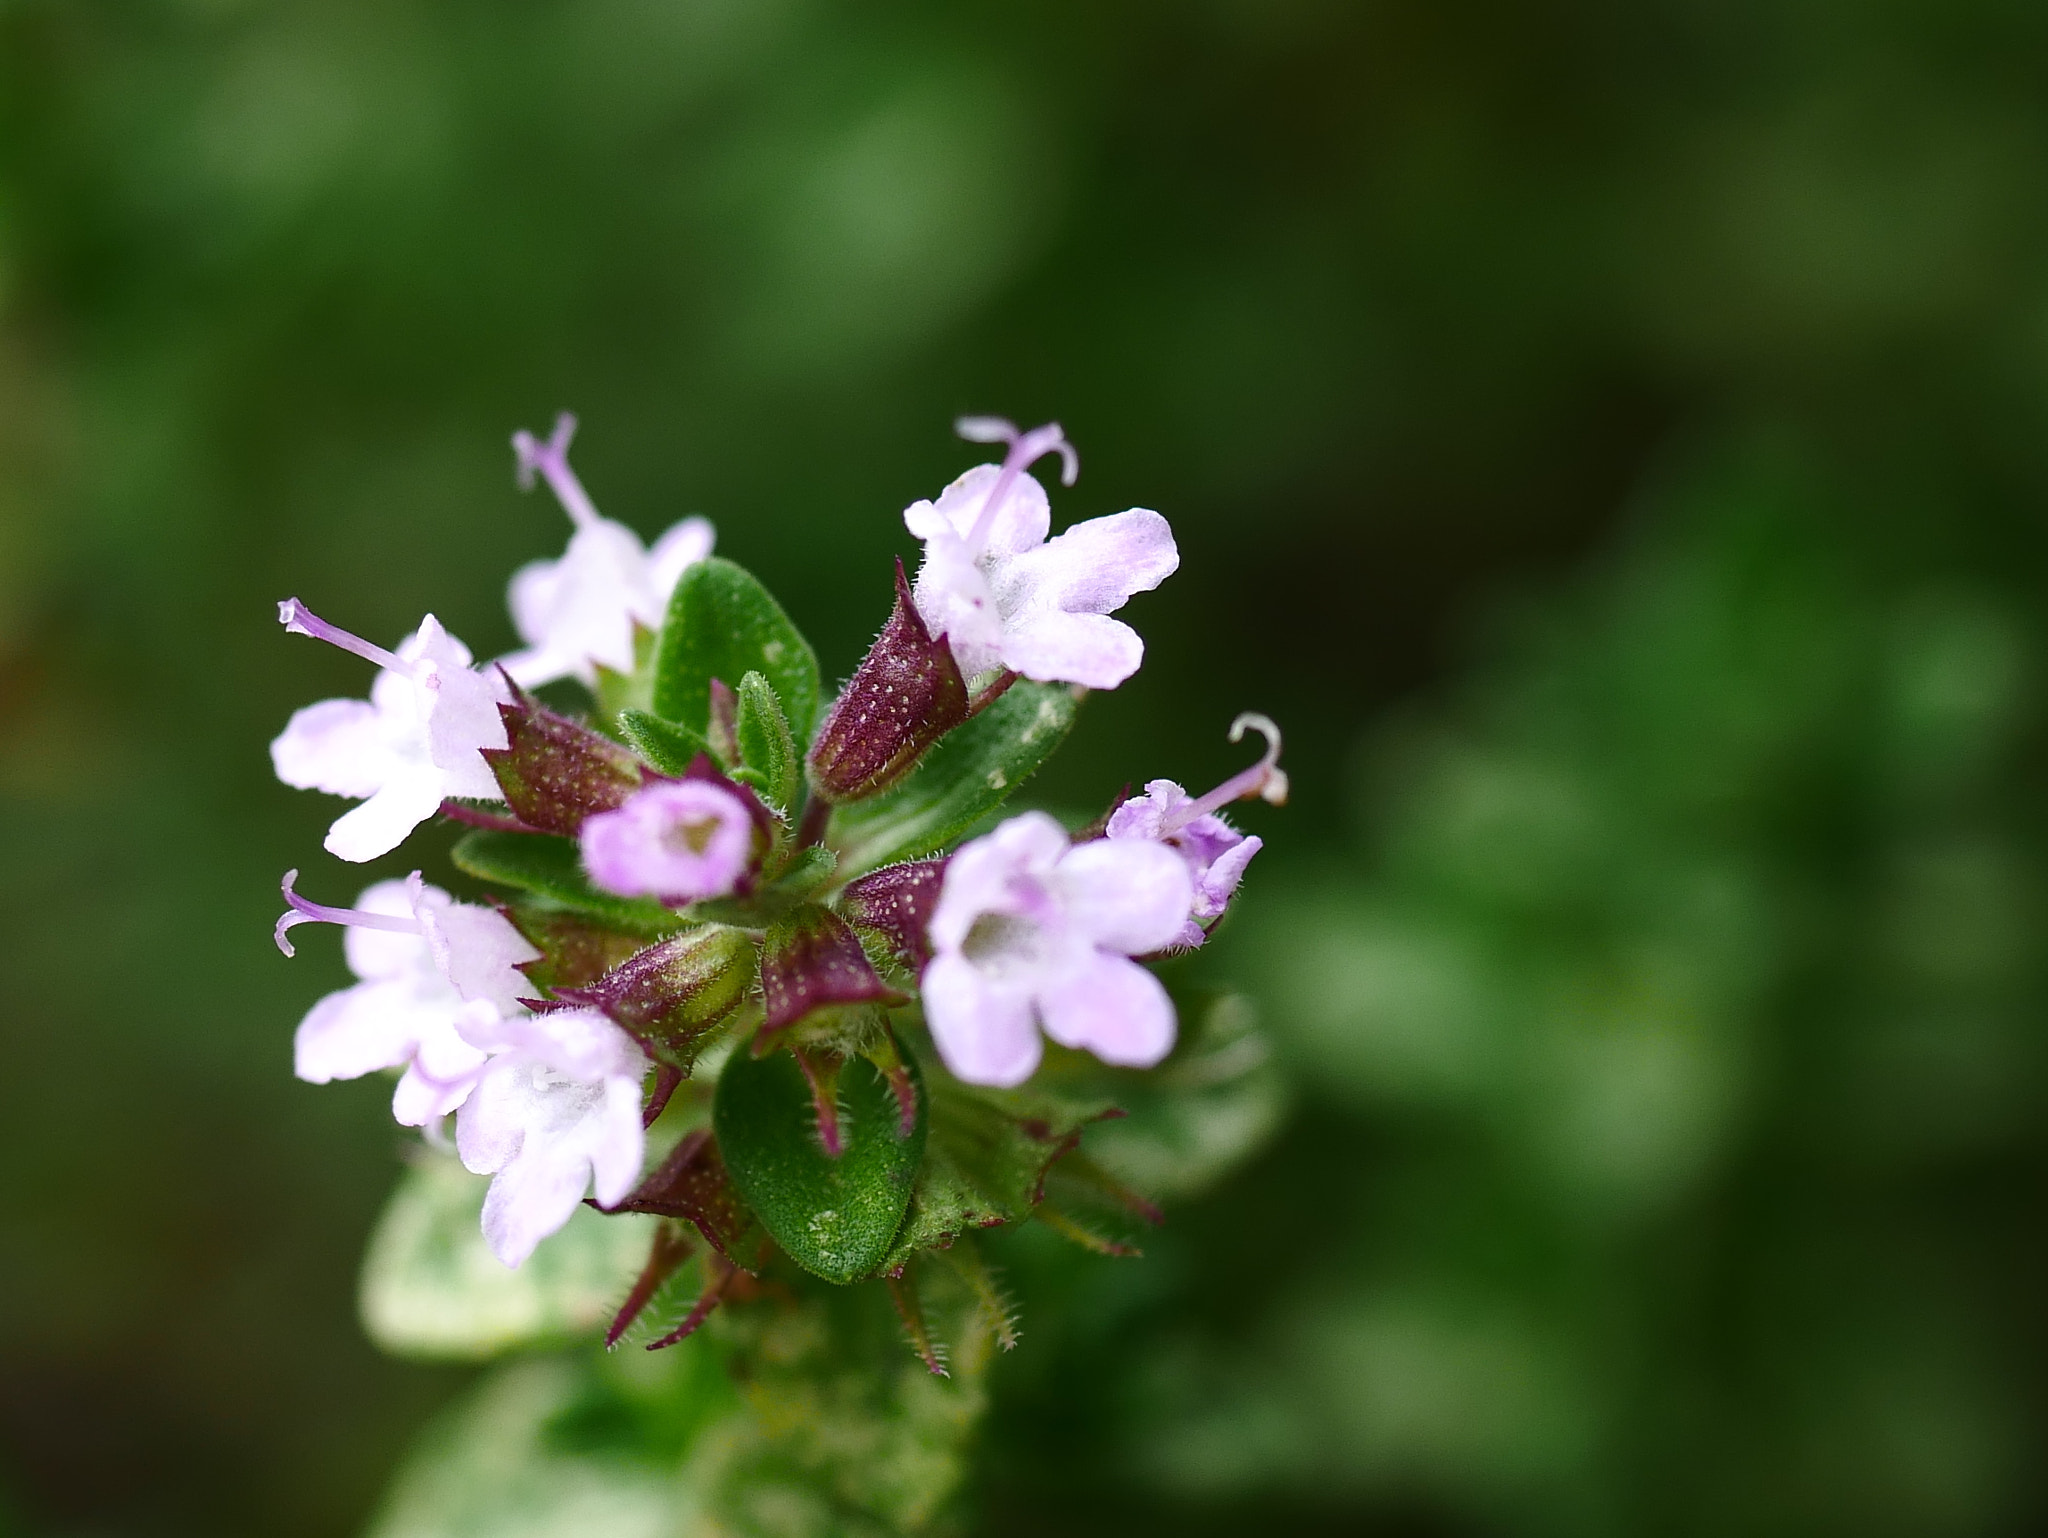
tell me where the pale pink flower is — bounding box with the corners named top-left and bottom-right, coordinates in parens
top-left (922, 811), bottom-right (1193, 1087)
top-left (502, 413), bottom-right (714, 688)
top-left (270, 601), bottom-right (511, 862)
top-left (275, 871), bottom-right (539, 1126)
top-left (906, 418), bottom-right (1178, 691)
top-left (579, 778), bottom-right (756, 906)
top-left (454, 1006), bottom-right (648, 1267)
top-left (1106, 712), bottom-right (1287, 948)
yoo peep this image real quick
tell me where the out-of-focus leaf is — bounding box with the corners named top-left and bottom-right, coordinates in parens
top-left (652, 559), bottom-right (821, 746)
top-left (713, 1049), bottom-right (925, 1283)
top-left (359, 1154), bottom-right (655, 1361)
top-left (365, 1357), bottom-right (698, 1538)
top-left (829, 682), bottom-right (1078, 876)
top-left (452, 829), bottom-right (680, 936)
top-left (1082, 991), bottom-right (1285, 1202)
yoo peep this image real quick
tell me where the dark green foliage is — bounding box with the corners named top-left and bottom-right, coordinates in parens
top-left (830, 682), bottom-right (1079, 876)
top-left (450, 829), bottom-right (681, 936)
top-left (652, 558), bottom-right (821, 746)
top-left (714, 1051), bottom-right (928, 1284)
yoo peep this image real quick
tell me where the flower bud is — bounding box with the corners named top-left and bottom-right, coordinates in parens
top-left (554, 923), bottom-right (758, 1064)
top-left (482, 686), bottom-right (643, 834)
top-left (759, 902), bottom-right (906, 1037)
top-left (807, 561), bottom-right (970, 803)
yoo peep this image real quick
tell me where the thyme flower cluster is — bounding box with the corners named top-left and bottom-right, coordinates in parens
top-left (270, 415), bottom-right (1281, 1343)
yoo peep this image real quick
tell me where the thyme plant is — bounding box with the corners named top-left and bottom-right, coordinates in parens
top-left (268, 415), bottom-right (1284, 1535)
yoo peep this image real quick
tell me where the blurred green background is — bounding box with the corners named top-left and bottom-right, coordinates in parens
top-left (5, 0), bottom-right (2048, 1533)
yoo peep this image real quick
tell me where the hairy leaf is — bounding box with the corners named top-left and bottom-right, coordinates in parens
top-left (829, 681), bottom-right (1079, 877)
top-left (876, 1066), bottom-right (1116, 1274)
top-left (714, 1049), bottom-right (926, 1284)
top-left (615, 708), bottom-right (713, 778)
top-left (734, 669), bottom-right (800, 815)
top-left (652, 558), bottom-right (820, 746)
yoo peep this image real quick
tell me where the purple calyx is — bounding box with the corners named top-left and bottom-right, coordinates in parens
top-left (838, 858), bottom-right (948, 971)
top-left (759, 905), bottom-right (907, 1037)
top-left (807, 561), bottom-right (971, 803)
top-left (482, 683), bottom-right (645, 835)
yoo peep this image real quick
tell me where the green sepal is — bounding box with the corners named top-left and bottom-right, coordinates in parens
top-left (452, 828), bottom-right (681, 937)
top-left (652, 557), bottom-right (821, 745)
top-left (556, 923), bottom-right (758, 1071)
top-left (875, 1065), bottom-right (1117, 1276)
top-left (713, 1049), bottom-right (926, 1284)
top-left (828, 680), bottom-right (1079, 877)
top-left (734, 669), bottom-right (801, 815)
top-left (615, 708), bottom-right (713, 778)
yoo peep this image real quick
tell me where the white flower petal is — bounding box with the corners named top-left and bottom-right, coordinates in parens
top-left (998, 508), bottom-right (1179, 616)
top-left (342, 879), bottom-right (442, 981)
top-left (270, 698), bottom-right (396, 798)
top-left (928, 811), bottom-right (1068, 952)
top-left (323, 770), bottom-right (447, 863)
top-left (998, 609), bottom-right (1146, 690)
top-left (477, 1133), bottom-right (598, 1268)
top-left (923, 952), bottom-right (1043, 1088)
top-left (1036, 951), bottom-right (1177, 1067)
top-left (428, 903), bottom-right (541, 1013)
top-left (1056, 838), bottom-right (1194, 956)
top-left (294, 979), bottom-right (433, 1083)
top-left (902, 464), bottom-right (1051, 555)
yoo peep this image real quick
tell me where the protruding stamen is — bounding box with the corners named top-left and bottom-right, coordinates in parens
top-left (1177, 712), bottom-right (1288, 826)
top-left (512, 412), bottom-right (602, 530)
top-left (954, 416), bottom-right (1081, 552)
top-left (274, 868), bottom-right (426, 958)
top-left (277, 598), bottom-right (412, 676)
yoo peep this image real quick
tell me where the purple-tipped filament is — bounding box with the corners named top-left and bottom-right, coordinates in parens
top-left (954, 416), bottom-right (1080, 552)
top-left (276, 598), bottom-right (415, 677)
top-left (1171, 713), bottom-right (1289, 831)
top-left (274, 868), bottom-right (426, 958)
top-left (512, 412), bottom-right (601, 531)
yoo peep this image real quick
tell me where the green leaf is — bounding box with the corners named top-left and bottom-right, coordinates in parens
top-left (359, 1154), bottom-right (656, 1361)
top-left (652, 558), bottom-right (821, 746)
top-left (452, 829), bottom-right (680, 936)
top-left (713, 1050), bottom-right (925, 1283)
top-left (615, 708), bottom-right (712, 778)
top-left (829, 681), bottom-right (1079, 876)
top-left (734, 669), bottom-right (800, 814)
